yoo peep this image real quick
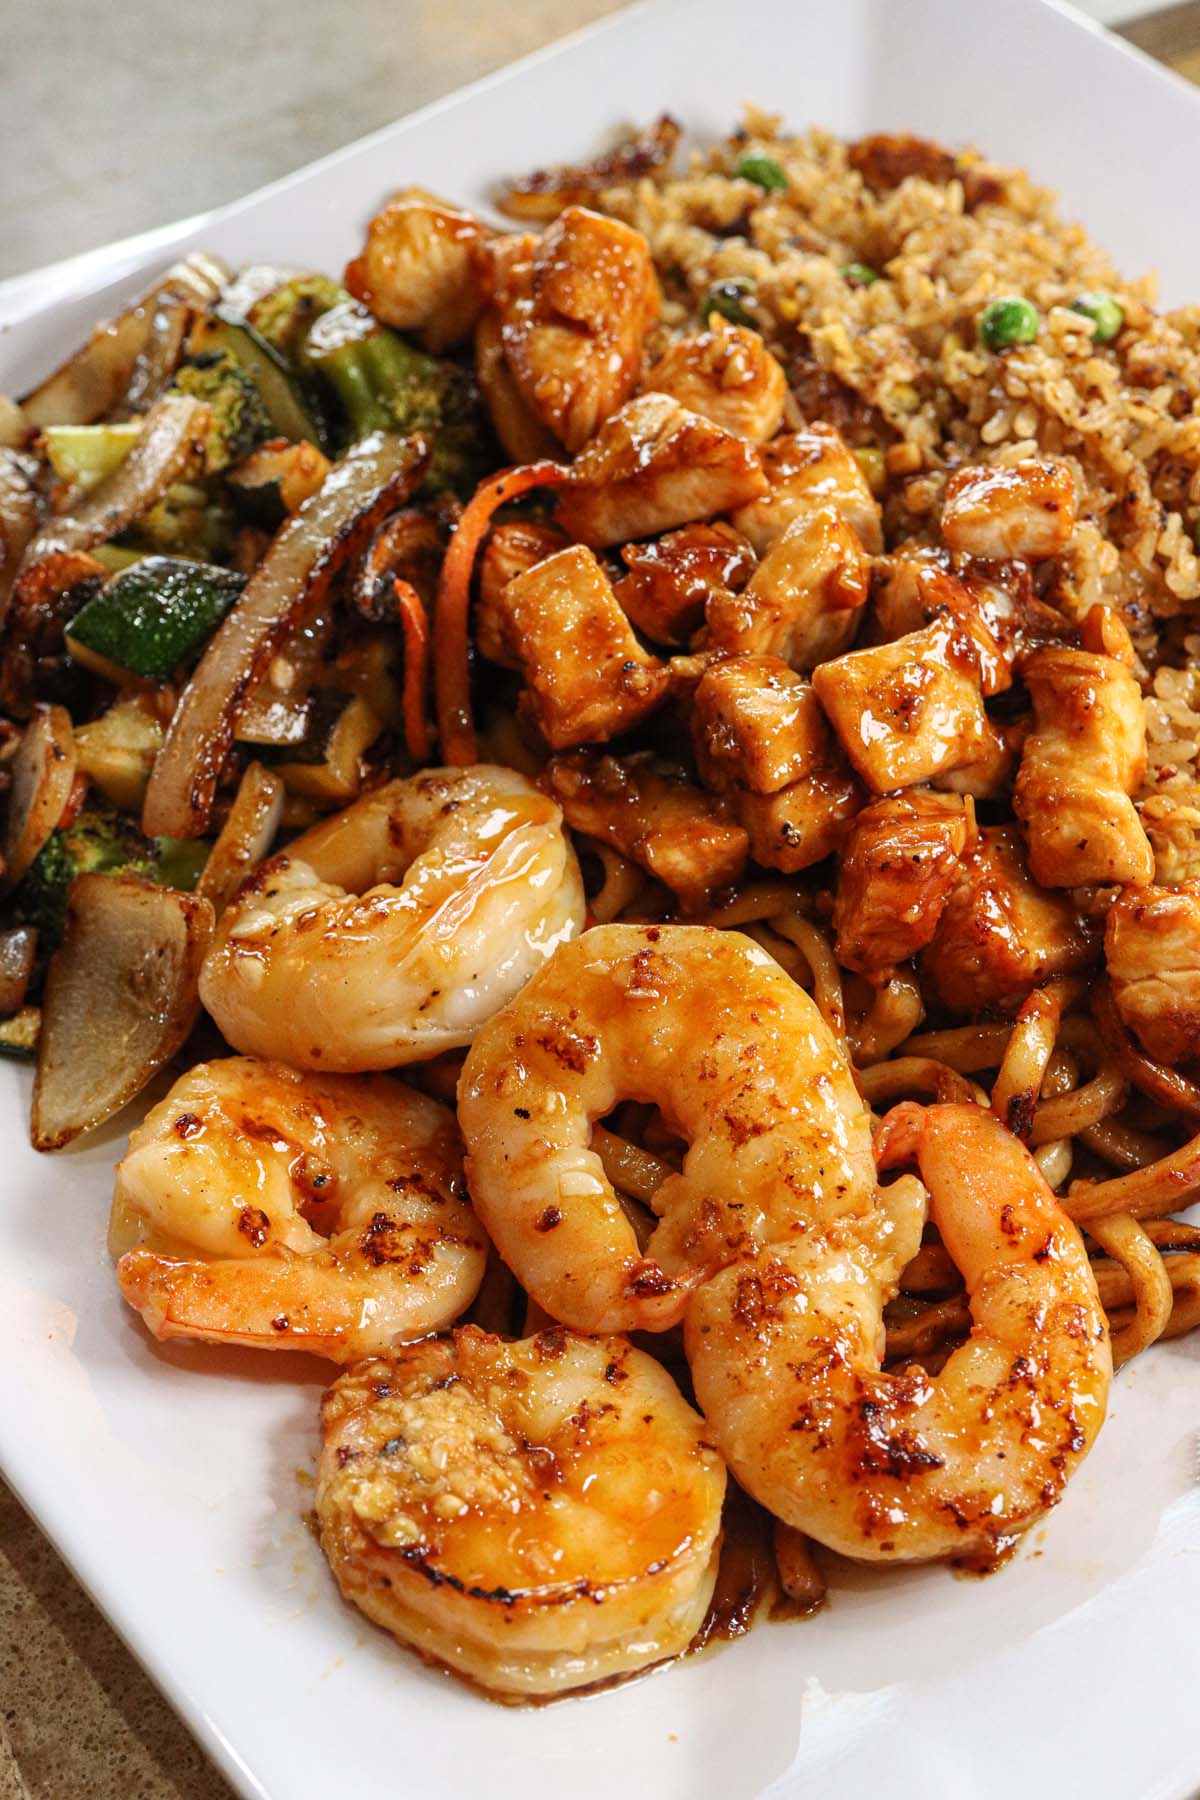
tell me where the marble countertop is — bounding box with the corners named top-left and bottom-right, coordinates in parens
top-left (0, 3), bottom-right (1190, 1797)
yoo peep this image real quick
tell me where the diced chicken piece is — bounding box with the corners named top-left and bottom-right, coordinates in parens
top-left (940, 459), bottom-right (1076, 562)
top-left (555, 393), bottom-right (767, 549)
top-left (833, 791), bottom-right (974, 976)
top-left (1014, 641), bottom-right (1153, 887)
top-left (643, 317), bottom-right (788, 444)
top-left (873, 546), bottom-right (1013, 696)
top-left (691, 655), bottom-right (861, 873)
top-left (480, 545), bottom-right (673, 750)
top-left (474, 306), bottom-right (560, 463)
top-left (476, 520), bottom-right (569, 664)
top-left (491, 208), bottom-right (661, 453)
top-left (731, 425), bottom-right (883, 556)
top-left (545, 752), bottom-right (748, 910)
top-left (691, 655), bottom-right (829, 794)
top-left (930, 717), bottom-right (1027, 800)
top-left (704, 504), bottom-right (870, 671)
top-left (734, 772), bottom-right (861, 874)
top-left (614, 523), bottom-right (756, 646)
top-left (344, 189), bottom-right (490, 351)
top-left (1107, 882), bottom-right (1200, 1064)
top-left (811, 617), bottom-right (993, 795)
top-left (922, 826), bottom-right (1099, 1012)
top-left (848, 132), bottom-right (957, 189)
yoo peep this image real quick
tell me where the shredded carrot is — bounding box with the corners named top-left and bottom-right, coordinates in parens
top-left (392, 577), bottom-right (431, 766)
top-left (433, 460), bottom-right (567, 765)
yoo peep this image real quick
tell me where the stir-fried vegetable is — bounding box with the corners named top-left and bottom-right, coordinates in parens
top-left (2, 704), bottom-right (76, 895)
top-left (19, 253), bottom-right (228, 430)
top-left (303, 301), bottom-right (486, 491)
top-left (188, 309), bottom-right (330, 450)
top-left (8, 802), bottom-right (205, 950)
top-left (0, 926), bottom-right (37, 1016)
top-left (42, 421), bottom-right (144, 491)
top-left (227, 438), bottom-right (331, 526)
top-left (30, 873), bottom-right (214, 1150)
top-left (66, 555), bottom-right (246, 681)
top-left (171, 353), bottom-right (273, 473)
top-left (196, 761), bottom-right (283, 914)
top-left (142, 430), bottom-right (429, 838)
top-left (73, 697), bottom-right (165, 811)
top-left (26, 394), bottom-right (211, 562)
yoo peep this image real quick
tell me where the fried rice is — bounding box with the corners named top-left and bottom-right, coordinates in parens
top-left (589, 106), bottom-right (1200, 881)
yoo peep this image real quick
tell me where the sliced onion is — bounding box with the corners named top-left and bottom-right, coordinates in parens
top-left (24, 393), bottom-right (211, 565)
top-left (196, 762), bottom-right (284, 914)
top-left (0, 926), bottom-right (37, 1016)
top-left (121, 299), bottom-right (192, 415)
top-left (143, 430), bottom-right (429, 838)
top-left (2, 704), bottom-right (77, 894)
top-left (0, 451), bottom-right (38, 620)
top-left (30, 873), bottom-right (214, 1151)
top-left (21, 253), bottom-right (229, 430)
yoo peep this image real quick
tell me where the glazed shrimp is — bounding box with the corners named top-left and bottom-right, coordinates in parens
top-left (316, 1326), bottom-right (726, 1697)
top-left (112, 1057), bottom-right (486, 1360)
top-left (687, 1103), bottom-right (1111, 1565)
top-left (458, 924), bottom-right (877, 1334)
top-left (199, 766), bottom-right (584, 1071)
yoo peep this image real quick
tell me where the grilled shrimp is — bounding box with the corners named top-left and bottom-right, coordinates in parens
top-left (199, 766), bottom-right (584, 1071)
top-left (458, 924), bottom-right (876, 1334)
top-left (316, 1326), bottom-right (726, 1696)
top-left (687, 1103), bottom-right (1111, 1565)
top-left (111, 1057), bottom-right (486, 1361)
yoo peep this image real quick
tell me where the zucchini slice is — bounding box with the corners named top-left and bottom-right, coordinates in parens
top-left (66, 555), bottom-right (245, 681)
top-left (191, 308), bottom-right (331, 449)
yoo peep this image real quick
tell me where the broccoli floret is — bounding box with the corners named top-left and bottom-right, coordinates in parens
top-left (303, 302), bottom-right (491, 494)
top-left (10, 807), bottom-right (153, 948)
top-left (123, 479), bottom-right (236, 564)
top-left (7, 805), bottom-right (206, 950)
top-left (171, 351), bottom-right (274, 473)
top-left (248, 275), bottom-right (347, 362)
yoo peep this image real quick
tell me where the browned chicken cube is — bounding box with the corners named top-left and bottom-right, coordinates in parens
top-left (705, 504), bottom-right (870, 672)
top-left (940, 459), bottom-right (1076, 562)
top-left (614, 523), bottom-right (756, 646)
top-left (833, 791), bottom-right (975, 976)
top-left (811, 617), bottom-right (993, 794)
top-left (922, 826), bottom-right (1099, 1012)
top-left (930, 718), bottom-right (1027, 801)
top-left (1106, 883), bottom-right (1200, 1064)
top-left (555, 393), bottom-right (768, 548)
top-left (488, 208), bottom-right (661, 453)
top-left (735, 772), bottom-right (862, 874)
top-left (474, 305), bottom-right (561, 463)
top-left (482, 545), bottom-right (673, 750)
top-left (643, 317), bottom-right (788, 444)
top-left (557, 397), bottom-right (766, 550)
top-left (344, 189), bottom-right (490, 351)
top-left (1014, 643), bottom-right (1153, 887)
top-left (545, 752), bottom-right (748, 910)
top-left (476, 520), bottom-right (569, 664)
top-left (872, 547), bottom-right (1015, 697)
top-left (731, 424), bottom-right (883, 556)
top-left (691, 655), bottom-right (830, 794)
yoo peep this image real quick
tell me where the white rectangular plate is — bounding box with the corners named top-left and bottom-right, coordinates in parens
top-left (3, 3), bottom-right (1200, 1796)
